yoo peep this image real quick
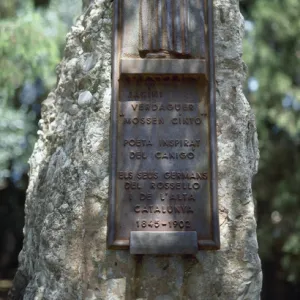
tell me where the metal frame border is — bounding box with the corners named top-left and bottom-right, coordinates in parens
top-left (108, 0), bottom-right (220, 250)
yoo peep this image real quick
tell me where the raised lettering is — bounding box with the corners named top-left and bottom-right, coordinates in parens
top-left (150, 182), bottom-right (201, 190)
top-left (130, 152), bottom-right (147, 159)
top-left (155, 152), bottom-right (195, 160)
top-left (124, 181), bottom-right (142, 190)
top-left (140, 193), bottom-right (152, 201)
top-left (133, 205), bottom-right (195, 214)
top-left (124, 139), bottom-right (152, 147)
top-left (123, 117), bottom-right (164, 125)
top-left (118, 171), bottom-right (133, 180)
top-left (171, 117), bottom-right (202, 125)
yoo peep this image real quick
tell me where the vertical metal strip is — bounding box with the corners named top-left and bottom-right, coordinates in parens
top-left (174, 0), bottom-right (182, 54)
top-left (139, 0), bottom-right (150, 51)
top-left (200, 0), bottom-right (206, 58)
top-left (180, 0), bottom-right (185, 54)
top-left (158, 0), bottom-right (163, 50)
top-left (138, 0), bottom-right (142, 51)
top-left (166, 0), bottom-right (173, 51)
top-left (207, 0), bottom-right (220, 248)
top-left (183, 0), bottom-right (190, 55)
top-left (108, 0), bottom-right (120, 248)
top-left (151, 0), bottom-right (158, 50)
top-left (147, 0), bottom-right (152, 51)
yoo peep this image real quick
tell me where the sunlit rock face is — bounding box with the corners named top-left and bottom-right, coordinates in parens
top-left (10, 1), bottom-right (262, 299)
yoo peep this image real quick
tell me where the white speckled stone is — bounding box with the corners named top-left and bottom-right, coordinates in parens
top-left (78, 91), bottom-right (93, 106)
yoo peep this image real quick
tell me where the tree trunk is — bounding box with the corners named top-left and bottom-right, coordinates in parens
top-left (9, 0), bottom-right (262, 299)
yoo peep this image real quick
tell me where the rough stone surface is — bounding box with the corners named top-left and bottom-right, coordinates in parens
top-left (10, 0), bottom-right (262, 299)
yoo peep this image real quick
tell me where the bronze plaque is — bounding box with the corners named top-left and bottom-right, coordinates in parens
top-left (108, 0), bottom-right (219, 251)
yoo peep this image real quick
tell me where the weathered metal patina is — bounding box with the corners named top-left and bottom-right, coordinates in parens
top-left (108, 0), bottom-right (219, 254)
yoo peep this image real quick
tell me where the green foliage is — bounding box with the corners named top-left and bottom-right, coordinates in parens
top-left (243, 0), bottom-right (300, 283)
top-left (0, 5), bottom-right (67, 105)
top-left (0, 0), bottom-right (80, 188)
top-left (0, 107), bottom-right (35, 186)
top-left (0, 0), bottom-right (17, 18)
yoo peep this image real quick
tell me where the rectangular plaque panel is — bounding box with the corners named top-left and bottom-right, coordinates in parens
top-left (108, 0), bottom-right (219, 252)
top-left (130, 231), bottom-right (198, 255)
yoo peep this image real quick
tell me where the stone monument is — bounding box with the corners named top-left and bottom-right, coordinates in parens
top-left (10, 0), bottom-right (262, 299)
